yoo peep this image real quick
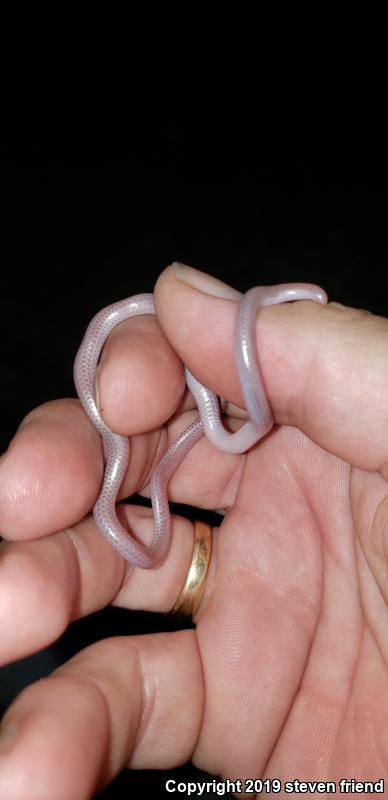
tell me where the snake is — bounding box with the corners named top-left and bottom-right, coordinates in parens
top-left (74, 281), bottom-right (327, 569)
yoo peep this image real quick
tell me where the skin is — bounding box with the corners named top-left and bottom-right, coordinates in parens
top-left (73, 280), bottom-right (326, 568)
top-left (1, 264), bottom-right (388, 798)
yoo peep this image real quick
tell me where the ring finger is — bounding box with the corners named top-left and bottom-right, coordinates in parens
top-left (0, 504), bottom-right (207, 666)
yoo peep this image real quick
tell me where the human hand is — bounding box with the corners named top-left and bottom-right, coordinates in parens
top-left (1, 264), bottom-right (387, 797)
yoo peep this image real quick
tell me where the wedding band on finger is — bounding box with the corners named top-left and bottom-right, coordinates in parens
top-left (171, 520), bottom-right (212, 620)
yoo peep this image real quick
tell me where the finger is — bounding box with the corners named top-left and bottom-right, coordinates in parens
top-left (0, 631), bottom-right (203, 798)
top-left (0, 392), bottom-right (242, 543)
top-left (0, 505), bottom-right (200, 665)
top-left (0, 397), bottom-right (160, 541)
top-left (0, 307), bottom-right (185, 542)
top-left (0, 399), bottom-right (104, 540)
top-left (138, 405), bottom-right (245, 514)
top-left (96, 311), bottom-right (185, 435)
top-left (0, 288), bottom-right (246, 542)
top-left (155, 263), bottom-right (388, 478)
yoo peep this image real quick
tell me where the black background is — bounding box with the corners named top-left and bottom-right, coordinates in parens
top-left (1, 5), bottom-right (388, 798)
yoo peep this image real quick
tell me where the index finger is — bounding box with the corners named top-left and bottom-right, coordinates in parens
top-left (0, 310), bottom-right (185, 541)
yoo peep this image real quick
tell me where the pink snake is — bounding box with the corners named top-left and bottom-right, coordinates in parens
top-left (74, 282), bottom-right (327, 569)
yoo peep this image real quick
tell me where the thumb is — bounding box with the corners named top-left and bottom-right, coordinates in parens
top-left (154, 263), bottom-right (388, 479)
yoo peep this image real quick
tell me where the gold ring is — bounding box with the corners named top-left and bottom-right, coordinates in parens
top-left (171, 520), bottom-right (212, 619)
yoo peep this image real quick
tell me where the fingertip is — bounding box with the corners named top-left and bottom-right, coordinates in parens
top-left (153, 262), bottom-right (176, 294)
top-left (0, 534), bottom-right (77, 663)
top-left (0, 400), bottom-right (102, 540)
top-left (97, 313), bottom-right (185, 435)
top-left (155, 262), bottom-right (241, 307)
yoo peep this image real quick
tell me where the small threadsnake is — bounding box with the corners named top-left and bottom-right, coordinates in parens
top-left (74, 282), bottom-right (327, 569)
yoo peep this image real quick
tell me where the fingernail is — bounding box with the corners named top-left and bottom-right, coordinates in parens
top-left (172, 262), bottom-right (242, 300)
top-left (330, 301), bottom-right (346, 309)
